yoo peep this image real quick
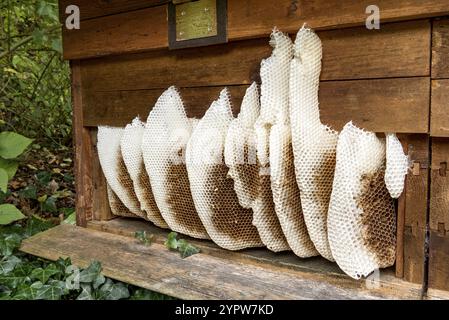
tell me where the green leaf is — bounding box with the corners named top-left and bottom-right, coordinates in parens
top-left (0, 158), bottom-right (18, 180)
top-left (30, 264), bottom-right (60, 284)
top-left (0, 233), bottom-right (23, 256)
top-left (18, 185), bottom-right (37, 200)
top-left (79, 261), bottom-right (102, 283)
top-left (0, 169), bottom-right (7, 193)
top-left (25, 215), bottom-right (54, 237)
top-left (0, 132), bottom-right (33, 159)
top-left (177, 239), bottom-right (200, 259)
top-left (135, 231), bottom-right (153, 246)
top-left (36, 171), bottom-right (52, 185)
top-left (62, 212), bottom-right (76, 225)
top-left (97, 279), bottom-right (130, 300)
top-left (77, 284), bottom-right (94, 300)
top-left (0, 256), bottom-right (22, 275)
top-left (0, 204), bottom-right (26, 225)
top-left (0, 262), bottom-right (30, 289)
top-left (41, 196), bottom-right (57, 213)
top-left (165, 232), bottom-right (179, 250)
top-left (34, 280), bottom-right (64, 300)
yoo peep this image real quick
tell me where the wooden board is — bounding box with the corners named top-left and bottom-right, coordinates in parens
top-left (71, 61), bottom-right (92, 227)
top-left (20, 223), bottom-right (425, 300)
top-left (58, 0), bottom-right (448, 60)
top-left (431, 80), bottom-right (449, 137)
top-left (76, 21), bottom-right (430, 82)
top-left (428, 138), bottom-right (449, 291)
top-left (401, 135), bottom-right (429, 285)
top-left (59, 0), bottom-right (167, 21)
top-left (83, 77), bottom-right (430, 134)
top-left (432, 18), bottom-right (449, 79)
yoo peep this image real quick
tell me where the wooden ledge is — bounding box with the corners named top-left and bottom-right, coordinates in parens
top-left (20, 220), bottom-right (427, 300)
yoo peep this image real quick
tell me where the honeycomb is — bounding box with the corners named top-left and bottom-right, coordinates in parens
top-left (289, 25), bottom-right (338, 261)
top-left (142, 87), bottom-right (209, 239)
top-left (186, 88), bottom-right (263, 250)
top-left (121, 117), bottom-right (167, 227)
top-left (97, 126), bottom-right (145, 219)
top-left (385, 133), bottom-right (408, 199)
top-left (328, 122), bottom-right (396, 279)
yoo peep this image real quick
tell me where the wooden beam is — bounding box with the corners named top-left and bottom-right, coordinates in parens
top-left (428, 138), bottom-right (449, 291)
top-left (71, 61), bottom-right (92, 227)
top-left (431, 80), bottom-right (449, 137)
top-left (432, 18), bottom-right (449, 79)
top-left (82, 77), bottom-right (430, 134)
top-left (59, 1), bottom-right (443, 60)
top-left (58, 0), bottom-right (168, 22)
top-left (20, 223), bottom-right (425, 299)
top-left (402, 135), bottom-right (429, 285)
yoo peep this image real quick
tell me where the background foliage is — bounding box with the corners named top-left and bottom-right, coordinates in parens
top-left (0, 0), bottom-right (72, 149)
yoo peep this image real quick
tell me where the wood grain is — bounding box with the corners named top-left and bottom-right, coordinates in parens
top-left (82, 78), bottom-right (430, 134)
top-left (428, 138), bottom-right (449, 291)
top-left (59, 0), bottom-right (167, 21)
top-left (20, 224), bottom-right (424, 300)
top-left (431, 80), bottom-right (449, 137)
top-left (76, 21), bottom-right (430, 82)
top-left (432, 18), bottom-right (449, 79)
top-left (62, 5), bottom-right (168, 60)
top-left (71, 61), bottom-right (92, 227)
top-left (401, 135), bottom-right (429, 285)
top-left (59, 0), bottom-right (447, 60)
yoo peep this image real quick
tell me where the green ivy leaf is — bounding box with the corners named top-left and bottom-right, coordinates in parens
top-left (0, 132), bottom-right (33, 159)
top-left (24, 215), bottom-right (54, 237)
top-left (0, 204), bottom-right (26, 225)
top-left (79, 261), bottom-right (102, 283)
top-left (12, 282), bottom-right (40, 300)
top-left (62, 211), bottom-right (76, 225)
top-left (30, 264), bottom-right (60, 284)
top-left (41, 196), bottom-right (57, 213)
top-left (36, 171), bottom-right (52, 185)
top-left (177, 239), bottom-right (200, 259)
top-left (97, 279), bottom-right (130, 300)
top-left (0, 234), bottom-right (23, 257)
top-left (18, 185), bottom-right (37, 200)
top-left (0, 158), bottom-right (18, 180)
top-left (0, 263), bottom-right (30, 289)
top-left (0, 256), bottom-right (22, 275)
top-left (135, 231), bottom-right (153, 246)
top-left (34, 280), bottom-right (64, 300)
top-left (165, 232), bottom-right (178, 250)
top-left (77, 283), bottom-right (94, 300)
top-left (0, 169), bottom-right (7, 193)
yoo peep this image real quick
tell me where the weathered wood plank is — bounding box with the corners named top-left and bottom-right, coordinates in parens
top-left (401, 135), bottom-right (429, 285)
top-left (62, 5), bottom-right (168, 60)
top-left (59, 0), bottom-right (447, 60)
top-left (71, 61), bottom-right (92, 227)
top-left (20, 224), bottom-right (424, 300)
top-left (431, 80), bottom-right (449, 137)
top-left (432, 18), bottom-right (449, 79)
top-left (428, 138), bottom-right (449, 291)
top-left (82, 78), bottom-right (430, 134)
top-left (58, 0), bottom-right (167, 22)
top-left (79, 21), bottom-right (430, 88)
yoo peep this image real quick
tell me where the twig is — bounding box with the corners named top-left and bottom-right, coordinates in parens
top-left (31, 52), bottom-right (57, 100)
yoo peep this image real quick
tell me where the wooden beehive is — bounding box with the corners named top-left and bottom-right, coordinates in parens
top-left (20, 0), bottom-right (449, 299)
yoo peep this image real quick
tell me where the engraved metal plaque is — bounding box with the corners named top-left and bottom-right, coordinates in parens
top-left (168, 0), bottom-right (227, 50)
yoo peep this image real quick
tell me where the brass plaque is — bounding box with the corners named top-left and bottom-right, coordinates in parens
top-left (176, 0), bottom-right (217, 41)
top-left (168, 0), bottom-right (227, 50)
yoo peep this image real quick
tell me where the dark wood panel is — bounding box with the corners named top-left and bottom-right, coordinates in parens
top-left (71, 61), bottom-right (92, 227)
top-left (59, 0), bottom-right (167, 21)
top-left (432, 18), bottom-right (449, 79)
top-left (62, 6), bottom-right (168, 60)
top-left (60, 0), bottom-right (448, 60)
top-left (82, 78), bottom-right (430, 134)
top-left (79, 21), bottom-right (430, 93)
top-left (431, 80), bottom-right (449, 137)
top-left (20, 223), bottom-right (425, 299)
top-left (429, 138), bottom-right (449, 291)
top-left (402, 135), bottom-right (429, 284)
